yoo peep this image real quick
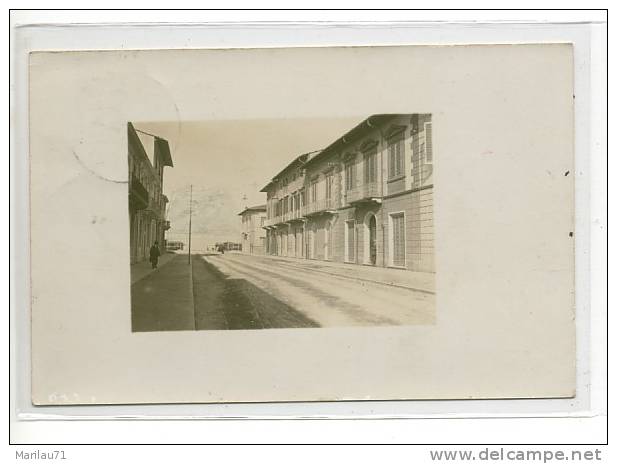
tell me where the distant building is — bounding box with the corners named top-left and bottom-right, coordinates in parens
top-left (127, 122), bottom-right (174, 264)
top-left (215, 242), bottom-right (242, 252)
top-left (261, 114), bottom-right (434, 272)
top-left (166, 240), bottom-right (184, 251)
top-left (238, 205), bottom-right (267, 255)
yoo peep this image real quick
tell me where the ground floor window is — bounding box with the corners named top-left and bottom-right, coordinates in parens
top-left (345, 220), bottom-right (355, 262)
top-left (390, 212), bottom-right (406, 267)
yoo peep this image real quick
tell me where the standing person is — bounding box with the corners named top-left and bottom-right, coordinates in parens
top-left (149, 241), bottom-right (161, 269)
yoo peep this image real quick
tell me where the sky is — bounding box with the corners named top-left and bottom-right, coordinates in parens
top-left (133, 117), bottom-right (363, 251)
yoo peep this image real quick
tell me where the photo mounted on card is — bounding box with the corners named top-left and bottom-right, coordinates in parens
top-left (29, 44), bottom-right (575, 405)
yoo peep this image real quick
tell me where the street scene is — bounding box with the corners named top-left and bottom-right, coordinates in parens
top-left (129, 115), bottom-right (436, 331)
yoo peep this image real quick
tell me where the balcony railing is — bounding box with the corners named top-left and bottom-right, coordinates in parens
top-left (345, 182), bottom-right (382, 204)
top-left (263, 216), bottom-right (280, 228)
top-left (303, 197), bottom-right (339, 216)
top-left (129, 175), bottom-right (149, 210)
top-left (264, 198), bottom-right (341, 226)
top-left (144, 197), bottom-right (163, 214)
top-left (289, 209), bottom-right (302, 221)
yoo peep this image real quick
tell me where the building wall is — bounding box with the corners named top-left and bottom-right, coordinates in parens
top-left (381, 188), bottom-right (434, 272)
top-left (128, 124), bottom-right (170, 264)
top-left (241, 210), bottom-right (267, 255)
top-left (263, 114), bottom-right (434, 273)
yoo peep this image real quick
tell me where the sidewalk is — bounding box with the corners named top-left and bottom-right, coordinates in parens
top-left (131, 254), bottom-right (195, 332)
top-left (130, 252), bottom-right (177, 285)
top-left (254, 252), bottom-right (435, 294)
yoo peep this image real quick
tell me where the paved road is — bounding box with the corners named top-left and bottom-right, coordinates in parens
top-left (131, 254), bottom-right (319, 332)
top-left (191, 256), bottom-right (318, 330)
top-left (131, 253), bottom-right (434, 331)
top-left (204, 253), bottom-right (435, 327)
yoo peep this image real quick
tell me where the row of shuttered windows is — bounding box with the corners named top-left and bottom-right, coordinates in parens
top-left (343, 213), bottom-right (403, 267)
top-left (270, 122), bottom-right (432, 213)
top-left (270, 210), bottom-right (409, 268)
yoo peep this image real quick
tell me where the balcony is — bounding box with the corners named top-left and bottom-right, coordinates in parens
top-left (144, 197), bottom-right (163, 215)
top-left (129, 175), bottom-right (149, 210)
top-left (303, 198), bottom-right (339, 216)
top-left (162, 220), bottom-right (171, 231)
top-left (345, 182), bottom-right (382, 205)
top-left (286, 209), bottom-right (304, 222)
top-left (263, 216), bottom-right (280, 228)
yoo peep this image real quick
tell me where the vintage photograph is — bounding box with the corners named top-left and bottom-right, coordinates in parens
top-left (28, 43), bottom-right (575, 405)
top-left (129, 115), bottom-right (436, 331)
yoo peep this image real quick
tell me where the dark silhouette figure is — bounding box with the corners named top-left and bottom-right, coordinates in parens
top-left (149, 241), bottom-right (161, 269)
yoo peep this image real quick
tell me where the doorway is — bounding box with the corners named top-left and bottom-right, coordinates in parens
top-left (369, 215), bottom-right (377, 265)
top-left (363, 213), bottom-right (377, 266)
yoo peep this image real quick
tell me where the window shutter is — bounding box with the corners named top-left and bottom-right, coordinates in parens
top-left (392, 213), bottom-right (406, 267)
top-left (425, 122), bottom-right (433, 163)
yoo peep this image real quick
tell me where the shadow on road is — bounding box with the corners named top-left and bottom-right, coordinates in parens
top-left (193, 256), bottom-right (319, 330)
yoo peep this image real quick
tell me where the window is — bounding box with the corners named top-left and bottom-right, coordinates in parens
top-left (345, 162), bottom-right (355, 191)
top-left (310, 180), bottom-right (318, 203)
top-left (390, 213), bottom-right (406, 267)
top-left (364, 151), bottom-right (377, 184)
top-left (388, 138), bottom-right (404, 178)
top-left (424, 122), bottom-right (433, 163)
top-left (345, 220), bottom-right (355, 262)
top-left (325, 173), bottom-right (334, 199)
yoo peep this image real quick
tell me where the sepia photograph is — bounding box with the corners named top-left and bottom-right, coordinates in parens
top-left (128, 115), bottom-right (435, 331)
top-left (27, 44), bottom-right (576, 405)
top-left (11, 9), bottom-right (607, 452)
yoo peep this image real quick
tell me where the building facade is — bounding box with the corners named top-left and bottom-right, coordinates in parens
top-left (261, 114), bottom-right (434, 273)
top-left (238, 205), bottom-right (267, 255)
top-left (128, 122), bottom-right (174, 264)
top-left (166, 240), bottom-right (184, 251)
top-left (216, 242), bottom-right (242, 252)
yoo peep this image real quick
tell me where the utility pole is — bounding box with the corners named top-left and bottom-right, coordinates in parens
top-left (188, 184), bottom-right (193, 264)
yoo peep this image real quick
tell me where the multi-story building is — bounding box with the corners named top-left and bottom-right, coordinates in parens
top-left (261, 114), bottom-right (434, 272)
top-left (261, 151), bottom-right (319, 258)
top-left (238, 205), bottom-right (267, 255)
top-left (127, 122), bottom-right (174, 264)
